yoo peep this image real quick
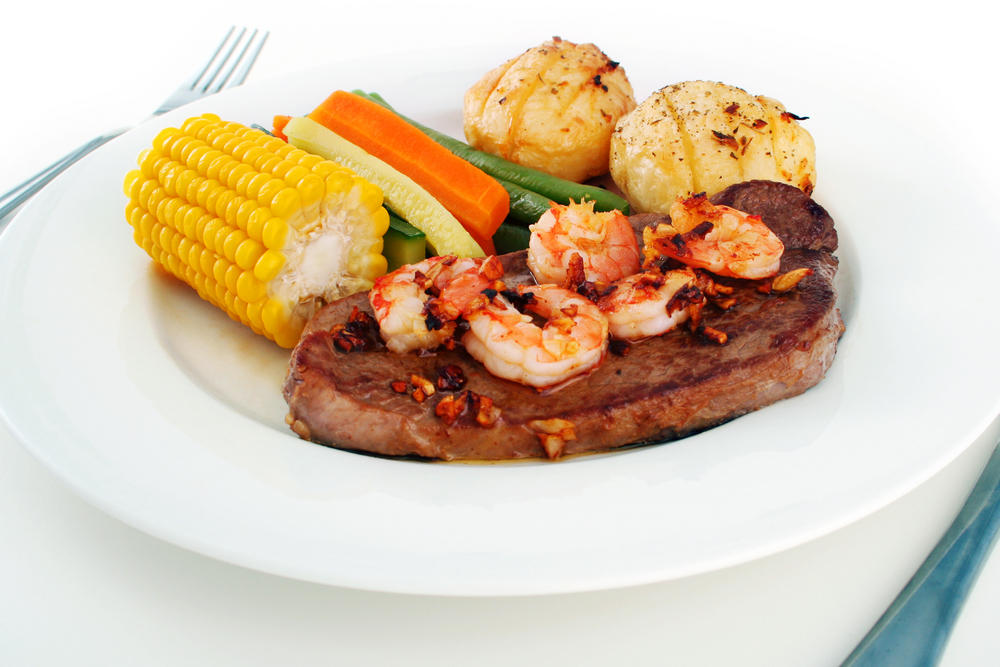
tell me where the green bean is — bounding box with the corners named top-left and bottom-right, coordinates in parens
top-left (491, 221), bottom-right (532, 255)
top-left (495, 178), bottom-right (551, 225)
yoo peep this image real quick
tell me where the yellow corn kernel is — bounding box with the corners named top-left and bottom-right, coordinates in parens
top-left (187, 243), bottom-right (204, 272)
top-left (235, 199), bottom-right (258, 231)
top-left (236, 271), bottom-right (267, 303)
top-left (246, 299), bottom-right (266, 330)
top-left (137, 179), bottom-right (158, 211)
top-left (262, 217), bottom-right (288, 250)
top-left (123, 170), bottom-right (144, 199)
top-left (152, 127), bottom-right (178, 152)
top-left (139, 214), bottom-right (156, 241)
top-left (158, 226), bottom-right (175, 253)
top-left (199, 217), bottom-right (224, 248)
top-left (182, 207), bottom-right (205, 239)
top-left (204, 154), bottom-right (227, 181)
top-left (273, 326), bottom-right (302, 349)
top-left (138, 150), bottom-right (160, 178)
top-left (255, 153), bottom-right (281, 175)
top-left (211, 257), bottom-right (230, 288)
top-left (223, 291), bottom-right (238, 320)
top-left (196, 150), bottom-right (224, 177)
top-left (125, 201), bottom-right (139, 226)
top-left (180, 138), bottom-right (206, 165)
top-left (283, 164), bottom-right (311, 187)
top-left (227, 163), bottom-right (254, 193)
top-left (222, 194), bottom-right (245, 227)
top-left (297, 173), bottom-right (324, 212)
top-left (270, 188), bottom-right (303, 227)
top-left (253, 249), bottom-right (285, 283)
top-left (245, 172), bottom-right (271, 201)
top-left (213, 154), bottom-right (239, 183)
top-left (261, 297), bottom-right (289, 334)
top-left (169, 135), bottom-right (194, 163)
top-left (232, 295), bottom-right (250, 323)
top-left (348, 253), bottom-right (389, 282)
top-left (245, 207), bottom-right (272, 243)
top-left (223, 229), bottom-right (248, 263)
top-left (242, 145), bottom-right (267, 168)
top-left (203, 181), bottom-right (225, 214)
top-left (230, 139), bottom-right (255, 163)
top-left (195, 178), bottom-right (220, 209)
top-left (296, 153), bottom-right (324, 171)
top-left (181, 116), bottom-right (212, 137)
top-left (224, 263), bottom-right (241, 296)
top-left (268, 159), bottom-right (295, 181)
top-left (199, 246), bottom-right (216, 277)
top-left (213, 225), bottom-right (235, 257)
top-left (256, 178), bottom-right (287, 208)
top-left (234, 238), bottom-right (265, 271)
top-left (213, 188), bottom-right (235, 221)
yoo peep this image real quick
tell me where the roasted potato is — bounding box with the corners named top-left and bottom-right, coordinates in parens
top-left (464, 37), bottom-right (636, 183)
top-left (609, 81), bottom-right (816, 214)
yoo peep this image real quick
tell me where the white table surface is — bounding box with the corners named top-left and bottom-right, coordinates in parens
top-left (2, 2), bottom-right (999, 664)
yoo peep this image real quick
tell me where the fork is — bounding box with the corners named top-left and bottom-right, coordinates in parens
top-left (840, 438), bottom-right (1000, 666)
top-left (0, 26), bottom-right (268, 226)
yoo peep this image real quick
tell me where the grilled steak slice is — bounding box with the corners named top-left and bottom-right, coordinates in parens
top-left (283, 181), bottom-right (845, 461)
top-left (711, 179), bottom-right (838, 252)
top-left (628, 180), bottom-right (838, 253)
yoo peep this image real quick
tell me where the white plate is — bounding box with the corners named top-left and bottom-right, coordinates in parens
top-left (2, 45), bottom-right (1000, 597)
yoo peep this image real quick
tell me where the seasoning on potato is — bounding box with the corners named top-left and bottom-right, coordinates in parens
top-left (609, 80), bottom-right (817, 215)
top-left (463, 37), bottom-right (636, 183)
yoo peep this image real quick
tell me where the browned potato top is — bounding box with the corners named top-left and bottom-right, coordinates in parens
top-left (610, 80), bottom-right (816, 214)
top-left (464, 37), bottom-right (636, 183)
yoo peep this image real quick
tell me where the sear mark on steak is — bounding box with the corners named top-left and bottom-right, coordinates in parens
top-left (282, 181), bottom-right (845, 461)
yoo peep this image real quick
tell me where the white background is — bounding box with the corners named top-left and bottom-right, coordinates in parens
top-left (2, 1), bottom-right (999, 665)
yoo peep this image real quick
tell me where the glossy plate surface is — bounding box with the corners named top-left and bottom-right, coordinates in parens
top-left (2, 45), bottom-right (999, 596)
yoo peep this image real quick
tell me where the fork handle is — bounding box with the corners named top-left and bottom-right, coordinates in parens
top-left (840, 439), bottom-right (1000, 666)
top-left (0, 128), bottom-right (128, 226)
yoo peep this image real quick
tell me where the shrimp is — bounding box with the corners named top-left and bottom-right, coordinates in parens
top-left (597, 269), bottom-right (705, 341)
top-left (369, 254), bottom-right (504, 354)
top-left (643, 193), bottom-right (784, 280)
top-left (462, 284), bottom-right (609, 390)
top-left (528, 200), bottom-right (641, 287)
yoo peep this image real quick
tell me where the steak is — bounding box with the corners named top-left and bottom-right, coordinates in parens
top-left (282, 181), bottom-right (845, 461)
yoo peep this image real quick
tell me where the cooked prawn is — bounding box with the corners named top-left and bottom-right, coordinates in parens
top-left (597, 269), bottom-right (705, 341)
top-left (369, 254), bottom-right (504, 354)
top-left (643, 194), bottom-right (783, 280)
top-left (528, 200), bottom-right (641, 286)
top-left (462, 284), bottom-right (609, 390)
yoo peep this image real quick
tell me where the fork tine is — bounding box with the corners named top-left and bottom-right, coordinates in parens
top-left (182, 25), bottom-right (236, 90)
top-left (200, 27), bottom-right (247, 93)
top-left (225, 30), bottom-right (269, 89)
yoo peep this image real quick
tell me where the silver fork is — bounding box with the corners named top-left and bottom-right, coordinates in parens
top-left (840, 439), bottom-right (1000, 666)
top-left (0, 26), bottom-right (268, 226)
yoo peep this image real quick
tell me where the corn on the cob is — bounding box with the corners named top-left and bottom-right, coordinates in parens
top-left (123, 113), bottom-right (390, 348)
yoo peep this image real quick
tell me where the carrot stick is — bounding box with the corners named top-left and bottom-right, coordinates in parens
top-left (307, 90), bottom-right (508, 255)
top-left (272, 115), bottom-right (291, 142)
